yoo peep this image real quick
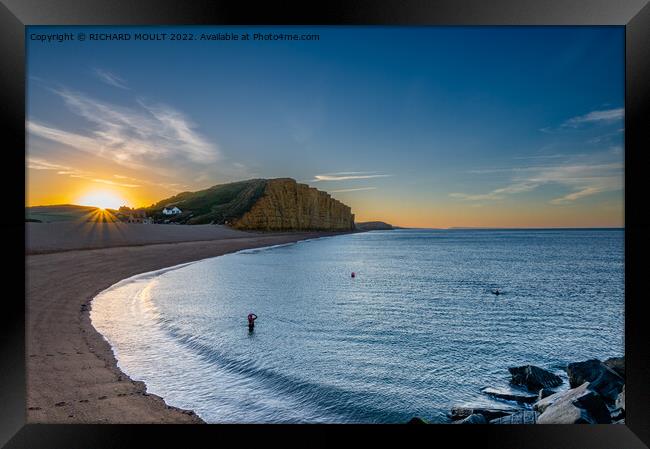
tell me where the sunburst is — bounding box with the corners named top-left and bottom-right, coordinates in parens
top-left (76, 190), bottom-right (127, 210)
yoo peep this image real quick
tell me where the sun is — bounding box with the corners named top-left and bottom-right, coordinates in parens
top-left (76, 190), bottom-right (127, 210)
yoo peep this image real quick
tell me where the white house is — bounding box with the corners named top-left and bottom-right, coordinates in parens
top-left (162, 206), bottom-right (182, 215)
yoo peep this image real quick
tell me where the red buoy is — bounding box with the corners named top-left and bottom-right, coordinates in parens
top-left (351, 272), bottom-right (356, 278)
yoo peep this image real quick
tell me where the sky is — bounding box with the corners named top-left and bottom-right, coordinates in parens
top-left (26, 26), bottom-right (624, 228)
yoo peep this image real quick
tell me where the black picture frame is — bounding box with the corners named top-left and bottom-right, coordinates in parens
top-left (4, 1), bottom-right (649, 447)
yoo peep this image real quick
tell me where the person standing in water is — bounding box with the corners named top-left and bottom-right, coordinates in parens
top-left (248, 313), bottom-right (258, 331)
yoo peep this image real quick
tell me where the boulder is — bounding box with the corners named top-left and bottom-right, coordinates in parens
top-left (407, 416), bottom-right (427, 424)
top-left (615, 385), bottom-right (625, 411)
top-left (603, 356), bottom-right (625, 379)
top-left (566, 359), bottom-right (624, 403)
top-left (481, 386), bottom-right (538, 404)
top-left (449, 407), bottom-right (518, 422)
top-left (571, 391), bottom-right (613, 423)
top-left (536, 382), bottom-right (611, 424)
top-left (453, 414), bottom-right (487, 424)
top-left (490, 410), bottom-right (539, 424)
top-left (534, 382), bottom-right (588, 414)
top-left (509, 365), bottom-right (563, 391)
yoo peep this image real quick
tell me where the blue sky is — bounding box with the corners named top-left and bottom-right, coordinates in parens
top-left (26, 26), bottom-right (624, 227)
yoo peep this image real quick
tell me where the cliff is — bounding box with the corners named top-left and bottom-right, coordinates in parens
top-left (145, 178), bottom-right (355, 231)
top-left (231, 178), bottom-right (355, 231)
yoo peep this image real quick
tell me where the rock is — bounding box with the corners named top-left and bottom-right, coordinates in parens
top-left (453, 414), bottom-right (487, 424)
top-left (490, 411), bottom-right (539, 424)
top-left (449, 407), bottom-right (518, 422)
top-left (538, 388), bottom-right (555, 400)
top-left (611, 408), bottom-right (625, 421)
top-left (534, 382), bottom-right (588, 414)
top-left (481, 386), bottom-right (539, 404)
top-left (232, 179), bottom-right (355, 231)
top-left (566, 359), bottom-right (624, 403)
top-left (536, 382), bottom-right (611, 424)
top-left (407, 417), bottom-right (427, 424)
top-left (571, 390), bottom-right (613, 423)
top-left (509, 365), bottom-right (563, 391)
top-left (604, 356), bottom-right (625, 379)
top-left (615, 385), bottom-right (625, 410)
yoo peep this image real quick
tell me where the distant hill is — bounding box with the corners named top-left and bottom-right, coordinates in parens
top-left (146, 178), bottom-right (356, 231)
top-left (26, 204), bottom-right (99, 223)
top-left (448, 227), bottom-right (497, 229)
top-left (355, 221), bottom-right (395, 231)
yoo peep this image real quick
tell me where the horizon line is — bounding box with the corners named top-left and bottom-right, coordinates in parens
top-left (403, 226), bottom-right (624, 230)
top-left (25, 204), bottom-right (624, 231)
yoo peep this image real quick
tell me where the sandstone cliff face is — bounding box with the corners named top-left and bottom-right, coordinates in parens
top-left (231, 178), bottom-right (355, 231)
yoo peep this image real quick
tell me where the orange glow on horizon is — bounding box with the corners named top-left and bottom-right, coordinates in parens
top-left (26, 174), bottom-right (624, 229)
top-left (75, 189), bottom-right (129, 210)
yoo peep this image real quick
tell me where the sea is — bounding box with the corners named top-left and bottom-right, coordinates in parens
top-left (90, 228), bottom-right (624, 423)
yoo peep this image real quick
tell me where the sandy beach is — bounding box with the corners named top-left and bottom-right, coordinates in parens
top-left (26, 222), bottom-right (255, 254)
top-left (26, 222), bottom-right (347, 423)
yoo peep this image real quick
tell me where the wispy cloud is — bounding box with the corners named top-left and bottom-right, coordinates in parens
top-left (312, 172), bottom-right (391, 182)
top-left (28, 88), bottom-right (220, 169)
top-left (330, 187), bottom-right (377, 193)
top-left (535, 162), bottom-right (623, 204)
top-left (27, 156), bottom-right (142, 188)
top-left (540, 108), bottom-right (624, 134)
top-left (587, 129), bottom-right (624, 144)
top-left (91, 178), bottom-right (140, 188)
top-left (564, 108), bottom-right (624, 127)
top-left (550, 186), bottom-right (604, 204)
top-left (451, 154), bottom-right (623, 205)
top-left (450, 182), bottom-right (539, 201)
top-left (113, 173), bottom-right (191, 191)
top-left (27, 157), bottom-right (71, 171)
top-left (94, 68), bottom-right (129, 89)
top-left (513, 153), bottom-right (574, 161)
top-left (27, 122), bottom-right (99, 154)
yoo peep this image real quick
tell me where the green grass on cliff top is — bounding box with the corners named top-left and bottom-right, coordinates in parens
top-left (144, 179), bottom-right (268, 225)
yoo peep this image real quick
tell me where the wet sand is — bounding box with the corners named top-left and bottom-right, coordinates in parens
top-left (26, 225), bottom-right (346, 423)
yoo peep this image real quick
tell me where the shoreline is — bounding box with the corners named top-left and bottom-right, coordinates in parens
top-left (27, 229), bottom-right (352, 423)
